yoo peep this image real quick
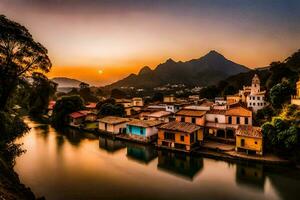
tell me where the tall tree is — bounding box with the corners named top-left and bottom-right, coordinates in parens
top-left (0, 15), bottom-right (51, 110)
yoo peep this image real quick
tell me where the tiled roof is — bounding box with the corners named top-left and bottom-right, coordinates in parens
top-left (128, 119), bottom-right (163, 128)
top-left (207, 109), bottom-right (226, 115)
top-left (147, 111), bottom-right (171, 118)
top-left (86, 103), bottom-right (97, 109)
top-left (226, 106), bottom-right (252, 117)
top-left (99, 116), bottom-right (130, 124)
top-left (236, 125), bottom-right (262, 138)
top-left (176, 109), bottom-right (206, 117)
top-left (159, 121), bottom-right (200, 133)
top-left (69, 110), bottom-right (91, 119)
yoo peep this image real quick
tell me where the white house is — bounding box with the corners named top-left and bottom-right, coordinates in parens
top-left (246, 74), bottom-right (267, 112)
top-left (98, 116), bottom-right (130, 134)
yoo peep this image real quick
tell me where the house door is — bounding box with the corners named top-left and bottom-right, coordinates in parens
top-left (241, 139), bottom-right (245, 147)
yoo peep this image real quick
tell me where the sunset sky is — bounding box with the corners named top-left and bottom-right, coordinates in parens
top-left (1, 0), bottom-right (300, 86)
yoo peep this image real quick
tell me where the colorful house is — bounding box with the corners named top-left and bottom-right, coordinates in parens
top-left (236, 125), bottom-right (263, 155)
top-left (69, 110), bottom-right (91, 127)
top-left (145, 110), bottom-right (172, 122)
top-left (175, 109), bottom-right (206, 126)
top-left (126, 119), bottom-right (163, 142)
top-left (98, 116), bottom-right (130, 134)
top-left (157, 121), bottom-right (202, 152)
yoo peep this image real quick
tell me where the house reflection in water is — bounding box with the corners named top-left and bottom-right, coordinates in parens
top-left (157, 150), bottom-right (203, 181)
top-left (235, 163), bottom-right (265, 191)
top-left (126, 143), bottom-right (157, 164)
top-left (98, 136), bottom-right (126, 153)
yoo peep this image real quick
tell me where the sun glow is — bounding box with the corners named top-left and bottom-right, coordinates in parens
top-left (98, 70), bottom-right (103, 74)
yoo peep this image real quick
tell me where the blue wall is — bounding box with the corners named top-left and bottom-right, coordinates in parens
top-left (126, 125), bottom-right (146, 137)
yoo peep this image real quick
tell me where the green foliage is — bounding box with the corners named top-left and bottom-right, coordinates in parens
top-left (0, 15), bottom-right (52, 110)
top-left (262, 106), bottom-right (300, 156)
top-left (269, 82), bottom-right (294, 109)
top-left (98, 103), bottom-right (125, 117)
top-left (29, 72), bottom-right (57, 116)
top-left (200, 86), bottom-right (219, 99)
top-left (152, 92), bottom-right (164, 102)
top-left (51, 95), bottom-right (85, 128)
top-left (0, 112), bottom-right (29, 145)
top-left (255, 106), bottom-right (275, 125)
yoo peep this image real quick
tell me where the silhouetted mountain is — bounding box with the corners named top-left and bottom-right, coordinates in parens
top-left (106, 50), bottom-right (249, 89)
top-left (51, 77), bottom-right (82, 88)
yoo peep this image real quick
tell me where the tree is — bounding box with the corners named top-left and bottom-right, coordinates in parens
top-left (29, 72), bottom-right (57, 116)
top-left (200, 86), bottom-right (220, 99)
top-left (51, 95), bottom-right (85, 128)
top-left (98, 103), bottom-right (125, 117)
top-left (111, 89), bottom-right (127, 99)
top-left (0, 15), bottom-right (51, 110)
top-left (269, 82), bottom-right (293, 109)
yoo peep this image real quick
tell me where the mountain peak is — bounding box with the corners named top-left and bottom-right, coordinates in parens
top-left (205, 50), bottom-right (225, 58)
top-left (138, 66), bottom-right (152, 75)
top-left (166, 58), bottom-right (176, 63)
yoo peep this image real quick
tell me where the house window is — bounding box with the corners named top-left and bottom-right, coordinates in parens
top-left (215, 118), bottom-right (218, 123)
top-left (140, 128), bottom-right (144, 135)
top-left (105, 123), bottom-right (107, 131)
top-left (180, 135), bottom-right (184, 142)
top-left (257, 96), bottom-right (260, 100)
top-left (181, 117), bottom-right (185, 122)
top-left (253, 103), bottom-right (256, 106)
top-left (241, 139), bottom-right (245, 147)
top-left (190, 133), bottom-right (195, 143)
top-left (228, 116), bottom-right (232, 124)
top-left (129, 126), bottom-right (132, 132)
top-left (255, 141), bottom-right (257, 144)
top-left (245, 117), bottom-right (248, 124)
top-left (192, 117), bottom-right (196, 124)
top-left (164, 132), bottom-right (175, 141)
top-left (237, 117), bottom-right (240, 124)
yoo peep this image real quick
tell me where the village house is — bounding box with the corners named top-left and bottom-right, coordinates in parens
top-left (164, 95), bottom-right (176, 103)
top-left (205, 103), bottom-right (252, 141)
top-left (227, 74), bottom-right (267, 112)
top-left (85, 102), bottom-right (98, 113)
top-left (47, 100), bottom-right (56, 116)
top-left (126, 119), bottom-right (163, 142)
top-left (116, 97), bottom-right (144, 116)
top-left (291, 77), bottom-right (300, 106)
top-left (69, 110), bottom-right (91, 127)
top-left (157, 121), bottom-right (202, 152)
top-left (145, 110), bottom-right (173, 122)
top-left (235, 125), bottom-right (263, 155)
top-left (98, 116), bottom-right (130, 134)
top-left (175, 109), bottom-right (206, 126)
top-left (246, 74), bottom-right (267, 112)
top-left (85, 112), bottom-right (98, 122)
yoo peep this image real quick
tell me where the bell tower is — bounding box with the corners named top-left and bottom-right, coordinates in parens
top-left (251, 74), bottom-right (260, 94)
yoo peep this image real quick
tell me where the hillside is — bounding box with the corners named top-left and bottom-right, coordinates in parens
top-left (106, 50), bottom-right (249, 89)
top-left (51, 77), bottom-right (83, 88)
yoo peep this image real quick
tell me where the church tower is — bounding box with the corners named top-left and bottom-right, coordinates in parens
top-left (251, 74), bottom-right (260, 94)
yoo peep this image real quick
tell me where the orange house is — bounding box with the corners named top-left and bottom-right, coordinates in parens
top-left (157, 121), bottom-right (202, 152)
top-left (175, 109), bottom-right (206, 126)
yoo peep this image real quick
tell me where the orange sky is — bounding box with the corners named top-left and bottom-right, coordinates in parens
top-left (1, 0), bottom-right (300, 86)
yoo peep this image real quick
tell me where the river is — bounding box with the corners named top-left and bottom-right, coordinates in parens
top-left (14, 119), bottom-right (300, 200)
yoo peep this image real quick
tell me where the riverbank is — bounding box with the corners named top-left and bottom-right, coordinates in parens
top-left (0, 154), bottom-right (41, 200)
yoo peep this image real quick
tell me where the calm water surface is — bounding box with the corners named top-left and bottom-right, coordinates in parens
top-left (14, 119), bottom-right (300, 200)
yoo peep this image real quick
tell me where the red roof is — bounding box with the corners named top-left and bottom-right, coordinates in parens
top-left (69, 110), bottom-right (91, 119)
top-left (48, 101), bottom-right (56, 110)
top-left (86, 103), bottom-right (97, 109)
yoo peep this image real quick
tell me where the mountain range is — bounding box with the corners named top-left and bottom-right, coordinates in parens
top-left (106, 50), bottom-right (249, 89)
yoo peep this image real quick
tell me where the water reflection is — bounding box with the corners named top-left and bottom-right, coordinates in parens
top-left (126, 143), bottom-right (157, 164)
top-left (235, 163), bottom-right (265, 192)
top-left (157, 150), bottom-right (203, 180)
top-left (99, 137), bottom-right (126, 153)
top-left (14, 119), bottom-right (300, 200)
